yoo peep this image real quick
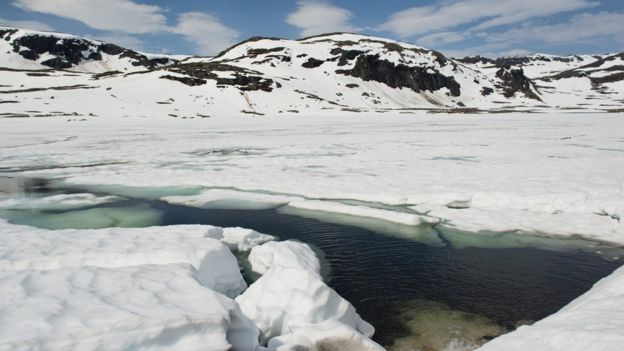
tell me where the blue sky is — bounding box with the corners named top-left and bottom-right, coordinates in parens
top-left (0, 0), bottom-right (622, 57)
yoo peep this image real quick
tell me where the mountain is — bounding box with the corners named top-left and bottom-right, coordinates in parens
top-left (0, 27), bottom-right (622, 118)
top-left (0, 27), bottom-right (180, 73)
top-left (456, 53), bottom-right (600, 78)
top-left (458, 53), bottom-right (624, 109)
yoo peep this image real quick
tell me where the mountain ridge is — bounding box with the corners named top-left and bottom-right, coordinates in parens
top-left (0, 27), bottom-right (622, 117)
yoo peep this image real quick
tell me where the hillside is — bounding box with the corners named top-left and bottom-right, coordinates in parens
top-left (0, 27), bottom-right (622, 118)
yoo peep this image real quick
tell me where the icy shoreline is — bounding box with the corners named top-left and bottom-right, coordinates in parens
top-left (2, 113), bottom-right (621, 245)
top-left (0, 220), bottom-right (382, 350)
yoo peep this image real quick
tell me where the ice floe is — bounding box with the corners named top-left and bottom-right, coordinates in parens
top-left (248, 240), bottom-right (321, 275)
top-left (0, 221), bottom-right (245, 297)
top-left (0, 264), bottom-right (257, 351)
top-left (221, 227), bottom-right (276, 252)
top-left (163, 189), bottom-right (303, 210)
top-left (236, 266), bottom-right (375, 344)
top-left (0, 193), bottom-right (122, 211)
top-left (0, 218), bottom-right (380, 350)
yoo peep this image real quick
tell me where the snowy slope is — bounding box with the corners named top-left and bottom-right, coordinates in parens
top-left (458, 53), bottom-right (624, 110)
top-left (457, 54), bottom-right (600, 79)
top-left (535, 53), bottom-right (624, 109)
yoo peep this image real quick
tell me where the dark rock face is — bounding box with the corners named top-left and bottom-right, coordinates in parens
top-left (6, 33), bottom-right (175, 70)
top-left (247, 47), bottom-right (285, 58)
top-left (336, 54), bottom-right (461, 97)
top-left (100, 43), bottom-right (125, 56)
top-left (495, 65), bottom-right (540, 100)
top-left (302, 58), bottom-right (325, 68)
top-left (329, 48), bottom-right (365, 66)
top-left (481, 87), bottom-right (494, 96)
top-left (0, 29), bottom-right (19, 41)
top-left (11, 36), bottom-right (90, 68)
top-left (163, 62), bottom-right (275, 92)
top-left (40, 57), bottom-right (73, 69)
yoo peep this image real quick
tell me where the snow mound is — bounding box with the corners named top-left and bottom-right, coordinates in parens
top-left (0, 193), bottom-right (122, 210)
top-left (249, 240), bottom-right (321, 275)
top-left (222, 227), bottom-right (275, 251)
top-left (0, 221), bottom-right (246, 298)
top-left (478, 265), bottom-right (624, 351)
top-left (236, 267), bottom-right (374, 344)
top-left (267, 320), bottom-right (384, 351)
top-left (0, 264), bottom-right (258, 351)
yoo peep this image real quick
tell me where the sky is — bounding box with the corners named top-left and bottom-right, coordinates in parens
top-left (0, 0), bottom-right (622, 57)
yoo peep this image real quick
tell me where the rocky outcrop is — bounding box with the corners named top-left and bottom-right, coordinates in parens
top-left (495, 65), bottom-right (540, 100)
top-left (336, 54), bottom-right (461, 97)
top-left (3, 31), bottom-right (176, 70)
top-left (163, 62), bottom-right (276, 91)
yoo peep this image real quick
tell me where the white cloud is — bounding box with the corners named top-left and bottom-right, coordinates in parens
top-left (0, 17), bottom-right (54, 31)
top-left (286, 1), bottom-right (360, 37)
top-left (486, 12), bottom-right (624, 45)
top-left (416, 31), bottom-right (466, 47)
top-left (11, 0), bottom-right (240, 55)
top-left (379, 0), bottom-right (597, 37)
top-left (172, 12), bottom-right (239, 56)
top-left (13, 0), bottom-right (166, 34)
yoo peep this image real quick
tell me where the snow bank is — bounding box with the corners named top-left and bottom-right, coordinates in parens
top-left (286, 200), bottom-right (440, 226)
top-left (478, 265), bottom-right (624, 351)
top-left (0, 264), bottom-right (258, 351)
top-left (221, 227), bottom-right (275, 251)
top-left (267, 320), bottom-right (384, 351)
top-left (163, 189), bottom-right (302, 210)
top-left (0, 221), bottom-right (246, 298)
top-left (0, 193), bottom-right (122, 211)
top-left (248, 240), bottom-right (321, 275)
top-left (236, 267), bottom-right (374, 344)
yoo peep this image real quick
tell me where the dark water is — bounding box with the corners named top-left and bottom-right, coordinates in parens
top-left (1, 181), bottom-right (622, 348)
top-left (150, 203), bottom-right (621, 345)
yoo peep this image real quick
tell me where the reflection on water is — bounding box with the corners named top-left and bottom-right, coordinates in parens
top-left (388, 300), bottom-right (506, 351)
top-left (1, 177), bottom-right (623, 350)
top-left (0, 203), bottom-right (162, 229)
top-left (279, 205), bottom-right (445, 247)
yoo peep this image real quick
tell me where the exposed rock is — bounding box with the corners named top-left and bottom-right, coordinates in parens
top-left (495, 65), bottom-right (540, 100)
top-left (481, 87), bottom-right (494, 96)
top-left (302, 58), bottom-right (325, 68)
top-left (0, 29), bottom-right (19, 41)
top-left (329, 48), bottom-right (365, 66)
top-left (336, 54), bottom-right (461, 97)
top-left (164, 62), bottom-right (275, 92)
top-left (247, 47), bottom-right (285, 58)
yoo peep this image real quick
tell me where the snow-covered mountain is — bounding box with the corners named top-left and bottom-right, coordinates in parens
top-left (457, 53), bottom-right (600, 78)
top-left (458, 53), bottom-right (624, 110)
top-left (0, 27), bottom-right (622, 117)
top-left (0, 27), bottom-right (180, 73)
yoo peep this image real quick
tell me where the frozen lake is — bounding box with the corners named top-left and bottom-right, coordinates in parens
top-left (1, 178), bottom-right (621, 350)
